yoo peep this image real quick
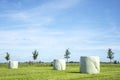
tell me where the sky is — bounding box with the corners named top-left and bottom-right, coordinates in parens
top-left (0, 0), bottom-right (120, 62)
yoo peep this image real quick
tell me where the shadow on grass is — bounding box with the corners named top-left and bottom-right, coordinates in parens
top-left (68, 71), bottom-right (80, 73)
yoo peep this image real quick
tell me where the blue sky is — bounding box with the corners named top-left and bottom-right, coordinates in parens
top-left (0, 0), bottom-right (120, 62)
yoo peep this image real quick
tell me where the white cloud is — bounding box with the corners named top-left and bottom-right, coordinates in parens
top-left (10, 12), bottom-right (30, 21)
top-left (0, 0), bottom-right (80, 24)
top-left (1, 22), bottom-right (120, 52)
top-left (0, 28), bottom-right (63, 49)
top-left (40, 0), bottom-right (80, 10)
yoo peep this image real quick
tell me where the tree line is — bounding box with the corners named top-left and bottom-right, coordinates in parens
top-left (4, 48), bottom-right (119, 63)
top-left (4, 49), bottom-right (71, 63)
top-left (4, 50), bottom-right (39, 62)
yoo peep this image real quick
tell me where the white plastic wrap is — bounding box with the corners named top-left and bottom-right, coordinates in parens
top-left (8, 61), bottom-right (18, 69)
top-left (53, 59), bottom-right (66, 70)
top-left (80, 56), bottom-right (100, 74)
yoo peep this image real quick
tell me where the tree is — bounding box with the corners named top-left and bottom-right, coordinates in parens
top-left (5, 52), bottom-right (10, 62)
top-left (107, 48), bottom-right (114, 63)
top-left (32, 50), bottom-right (39, 62)
top-left (64, 48), bottom-right (71, 63)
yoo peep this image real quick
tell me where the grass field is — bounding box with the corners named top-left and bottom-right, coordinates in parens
top-left (0, 63), bottom-right (120, 80)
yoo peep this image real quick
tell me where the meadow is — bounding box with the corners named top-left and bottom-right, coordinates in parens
top-left (0, 63), bottom-right (120, 80)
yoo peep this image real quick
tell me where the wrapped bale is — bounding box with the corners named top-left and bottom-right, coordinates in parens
top-left (8, 61), bottom-right (18, 69)
top-left (53, 59), bottom-right (66, 70)
top-left (80, 56), bottom-right (100, 74)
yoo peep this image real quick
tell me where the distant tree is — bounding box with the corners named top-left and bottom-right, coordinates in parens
top-left (107, 48), bottom-right (114, 63)
top-left (5, 52), bottom-right (10, 62)
top-left (64, 48), bottom-right (71, 63)
top-left (32, 50), bottom-right (39, 62)
top-left (114, 60), bottom-right (118, 64)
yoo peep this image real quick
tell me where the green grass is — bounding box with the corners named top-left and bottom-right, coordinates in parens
top-left (0, 63), bottom-right (120, 80)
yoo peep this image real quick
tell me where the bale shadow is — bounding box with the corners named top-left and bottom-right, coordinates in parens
top-left (68, 71), bottom-right (80, 74)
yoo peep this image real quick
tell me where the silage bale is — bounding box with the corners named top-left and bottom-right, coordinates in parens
top-left (8, 61), bottom-right (18, 69)
top-left (80, 56), bottom-right (100, 74)
top-left (53, 59), bottom-right (66, 70)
